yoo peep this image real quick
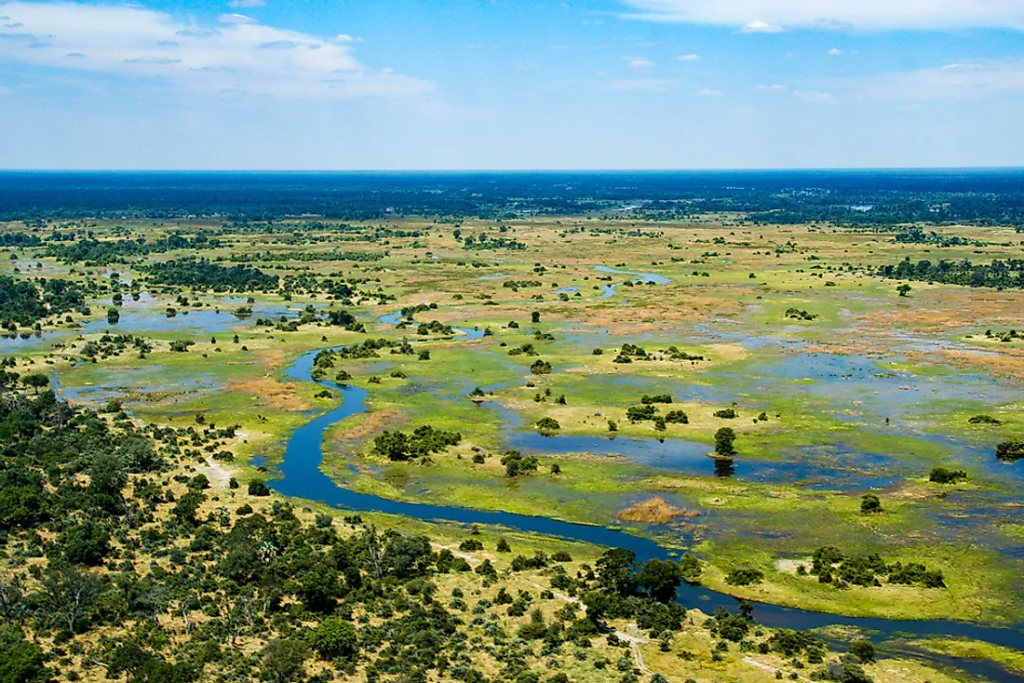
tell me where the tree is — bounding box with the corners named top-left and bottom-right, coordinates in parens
top-left (40, 567), bottom-right (102, 634)
top-left (850, 639), bottom-right (876, 664)
top-left (530, 359), bottom-right (552, 375)
top-left (536, 417), bottom-right (560, 432)
top-left (173, 491), bottom-right (206, 527)
top-left (637, 559), bottom-right (684, 603)
top-left (714, 427), bottom-right (737, 457)
top-left (259, 638), bottom-right (310, 683)
top-left (897, 284), bottom-right (912, 297)
top-left (59, 521), bottom-right (111, 566)
top-left (296, 561), bottom-right (342, 613)
top-left (19, 373), bottom-right (48, 395)
top-left (0, 627), bottom-right (47, 683)
top-left (860, 494), bottom-right (883, 514)
top-left (531, 311), bottom-right (541, 324)
top-left (309, 617), bottom-right (357, 660)
top-left (88, 452), bottom-right (127, 514)
top-left (596, 548), bottom-right (637, 597)
top-left (248, 481), bottom-right (271, 497)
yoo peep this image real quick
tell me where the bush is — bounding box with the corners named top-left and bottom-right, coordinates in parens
top-left (248, 481), bottom-right (271, 497)
top-left (849, 639), bottom-right (875, 664)
top-left (664, 410), bottom-right (688, 424)
top-left (714, 428), bottom-right (737, 457)
top-left (929, 467), bottom-right (967, 484)
top-left (860, 494), bottom-right (882, 514)
top-left (724, 568), bottom-right (764, 586)
top-left (530, 359), bottom-right (552, 375)
top-left (536, 417), bottom-right (561, 432)
top-left (996, 440), bottom-right (1024, 462)
top-left (309, 618), bottom-right (357, 660)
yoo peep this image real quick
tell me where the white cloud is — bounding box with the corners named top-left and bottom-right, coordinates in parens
top-left (619, 0), bottom-right (1024, 31)
top-left (695, 88), bottom-right (724, 96)
top-left (827, 48), bottom-right (843, 55)
top-left (740, 20), bottom-right (784, 33)
top-left (677, 53), bottom-right (701, 61)
top-left (624, 56), bottom-right (654, 68)
top-left (754, 83), bottom-right (787, 91)
top-left (794, 90), bottom-right (835, 103)
top-left (848, 59), bottom-right (1024, 101)
top-left (218, 14), bottom-right (256, 24)
top-left (0, 1), bottom-right (433, 100)
top-left (608, 78), bottom-right (672, 91)
top-left (228, 0), bottom-right (266, 7)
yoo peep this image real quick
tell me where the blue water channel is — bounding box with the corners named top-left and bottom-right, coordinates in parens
top-left (266, 344), bottom-right (1024, 676)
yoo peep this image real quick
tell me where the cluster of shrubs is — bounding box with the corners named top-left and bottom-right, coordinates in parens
top-left (799, 546), bottom-right (946, 589)
top-left (372, 425), bottom-right (462, 461)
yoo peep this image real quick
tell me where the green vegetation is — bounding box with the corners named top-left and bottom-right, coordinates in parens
top-left (3, 189), bottom-right (1024, 682)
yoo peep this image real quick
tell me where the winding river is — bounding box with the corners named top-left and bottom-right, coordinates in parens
top-left (267, 338), bottom-right (1023, 680)
top-left (52, 273), bottom-right (1023, 680)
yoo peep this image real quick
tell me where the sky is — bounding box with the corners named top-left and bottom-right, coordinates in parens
top-left (1, 0), bottom-right (1023, 170)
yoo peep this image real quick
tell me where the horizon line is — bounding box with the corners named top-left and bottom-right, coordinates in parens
top-left (2, 166), bottom-right (1024, 174)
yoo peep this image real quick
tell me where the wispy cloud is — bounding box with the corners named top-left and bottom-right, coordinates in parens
top-left (677, 53), bottom-right (700, 61)
top-left (218, 14), bottom-right (256, 25)
top-left (754, 83), bottom-right (787, 91)
top-left (228, 0), bottom-right (266, 7)
top-left (619, 1), bottom-right (1024, 31)
top-left (845, 59), bottom-right (1024, 101)
top-left (793, 90), bottom-right (835, 104)
top-left (740, 20), bottom-right (784, 33)
top-left (0, 1), bottom-right (433, 100)
top-left (695, 88), bottom-right (724, 96)
top-left (608, 78), bottom-right (673, 92)
top-left (624, 56), bottom-right (654, 68)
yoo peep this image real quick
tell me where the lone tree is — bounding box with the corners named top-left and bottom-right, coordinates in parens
top-left (20, 373), bottom-right (49, 395)
top-left (850, 639), bottom-right (876, 664)
top-left (714, 427), bottom-right (737, 457)
top-left (897, 284), bottom-right (912, 297)
top-left (536, 417), bottom-right (561, 433)
top-left (860, 493), bottom-right (883, 514)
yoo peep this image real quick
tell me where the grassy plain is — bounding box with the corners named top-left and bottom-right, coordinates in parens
top-left (4, 214), bottom-right (1024, 679)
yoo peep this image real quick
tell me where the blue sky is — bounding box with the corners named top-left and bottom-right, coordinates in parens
top-left (1, 0), bottom-right (1023, 169)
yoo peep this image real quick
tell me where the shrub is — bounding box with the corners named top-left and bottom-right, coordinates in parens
top-left (248, 481), bottom-right (271, 497)
top-left (724, 568), bottom-right (764, 586)
top-left (536, 417), bottom-right (561, 432)
top-left (928, 467), bottom-right (967, 484)
top-left (860, 494), bottom-right (882, 514)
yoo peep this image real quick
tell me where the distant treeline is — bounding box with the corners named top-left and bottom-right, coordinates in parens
top-left (2, 171), bottom-right (1024, 226)
top-left (145, 258), bottom-right (279, 293)
top-left (877, 257), bottom-right (1024, 289)
top-left (0, 275), bottom-right (87, 328)
top-left (45, 233), bottom-right (221, 265)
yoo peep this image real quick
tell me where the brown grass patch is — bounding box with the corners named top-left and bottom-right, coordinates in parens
top-left (227, 377), bottom-right (310, 411)
top-left (257, 348), bottom-right (288, 371)
top-left (931, 349), bottom-right (1024, 380)
top-left (335, 408), bottom-right (402, 443)
top-left (618, 497), bottom-right (700, 525)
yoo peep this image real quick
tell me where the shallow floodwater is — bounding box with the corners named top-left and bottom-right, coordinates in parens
top-left (264, 345), bottom-right (1024, 670)
top-left (493, 405), bottom-right (898, 490)
top-left (82, 293), bottom-right (295, 335)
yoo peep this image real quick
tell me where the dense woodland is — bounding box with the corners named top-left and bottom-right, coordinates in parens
top-left (0, 383), bottom-right (884, 683)
top-left (2, 172), bottom-right (1024, 228)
